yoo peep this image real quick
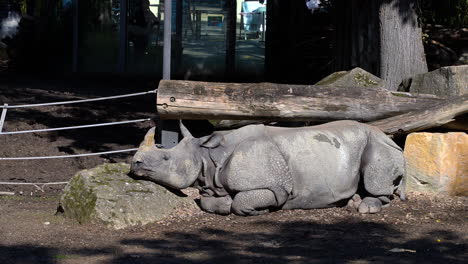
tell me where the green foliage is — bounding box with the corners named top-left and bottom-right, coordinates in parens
top-left (12, 0), bottom-right (27, 15)
top-left (419, 0), bottom-right (468, 27)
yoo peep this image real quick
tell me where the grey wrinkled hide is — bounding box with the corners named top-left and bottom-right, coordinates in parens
top-left (131, 121), bottom-right (406, 216)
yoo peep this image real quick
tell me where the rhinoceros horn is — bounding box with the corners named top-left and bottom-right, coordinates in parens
top-left (180, 120), bottom-right (193, 138)
top-left (139, 127), bottom-right (156, 150)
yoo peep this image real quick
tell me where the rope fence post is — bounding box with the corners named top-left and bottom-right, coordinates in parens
top-left (0, 104), bottom-right (7, 133)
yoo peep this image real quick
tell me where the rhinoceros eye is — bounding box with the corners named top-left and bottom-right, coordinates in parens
top-left (162, 154), bottom-right (170, 161)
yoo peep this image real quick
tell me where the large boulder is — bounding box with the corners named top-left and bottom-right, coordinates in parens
top-left (401, 65), bottom-right (467, 97)
top-left (59, 163), bottom-right (198, 229)
top-left (315, 67), bottom-right (385, 89)
top-left (404, 133), bottom-right (468, 196)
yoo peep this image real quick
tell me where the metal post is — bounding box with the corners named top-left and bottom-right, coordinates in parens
top-left (195, 10), bottom-right (201, 40)
top-left (225, 0), bottom-right (237, 79)
top-left (261, 11), bottom-right (265, 42)
top-left (118, 0), bottom-right (128, 73)
top-left (161, 0), bottom-right (178, 149)
top-left (0, 104), bottom-right (8, 133)
top-left (72, 0), bottom-right (79, 73)
top-left (174, 0), bottom-right (183, 72)
top-left (163, 0), bottom-right (172, 80)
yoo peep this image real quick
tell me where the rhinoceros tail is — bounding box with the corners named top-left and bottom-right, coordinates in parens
top-left (375, 130), bottom-right (406, 201)
top-left (394, 159), bottom-right (407, 201)
top-left (372, 129), bottom-right (407, 201)
top-left (381, 133), bottom-right (402, 151)
top-left (363, 125), bottom-right (406, 200)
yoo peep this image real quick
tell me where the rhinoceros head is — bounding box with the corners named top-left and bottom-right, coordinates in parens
top-left (130, 122), bottom-right (204, 189)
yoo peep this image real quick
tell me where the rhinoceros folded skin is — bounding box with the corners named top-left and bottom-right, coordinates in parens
top-left (131, 120), bottom-right (405, 216)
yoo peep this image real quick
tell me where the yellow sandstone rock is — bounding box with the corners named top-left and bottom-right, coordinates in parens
top-left (404, 132), bottom-right (467, 196)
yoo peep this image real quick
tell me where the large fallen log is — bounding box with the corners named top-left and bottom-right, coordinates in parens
top-left (369, 94), bottom-right (468, 134)
top-left (157, 80), bottom-right (443, 122)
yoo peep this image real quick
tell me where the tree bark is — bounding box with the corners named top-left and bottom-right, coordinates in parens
top-left (334, 0), bottom-right (428, 90)
top-left (369, 95), bottom-right (468, 134)
top-left (265, 0), bottom-right (308, 83)
top-left (156, 80), bottom-right (442, 121)
top-left (379, 0), bottom-right (428, 90)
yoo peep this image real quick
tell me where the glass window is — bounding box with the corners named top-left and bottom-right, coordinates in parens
top-left (126, 0), bottom-right (162, 74)
top-left (171, 0), bottom-right (228, 80)
top-left (236, 0), bottom-right (266, 81)
top-left (78, 0), bottom-right (121, 72)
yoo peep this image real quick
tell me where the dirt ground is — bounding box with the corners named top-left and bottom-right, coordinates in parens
top-left (0, 78), bottom-right (467, 264)
top-left (0, 193), bottom-right (466, 264)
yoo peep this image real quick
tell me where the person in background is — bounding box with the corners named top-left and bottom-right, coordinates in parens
top-left (128, 0), bottom-right (160, 55)
top-left (306, 0), bottom-right (321, 13)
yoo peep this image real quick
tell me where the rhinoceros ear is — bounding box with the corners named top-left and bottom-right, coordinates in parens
top-left (199, 134), bottom-right (223, 148)
top-left (139, 127), bottom-right (156, 150)
top-left (180, 120), bottom-right (193, 138)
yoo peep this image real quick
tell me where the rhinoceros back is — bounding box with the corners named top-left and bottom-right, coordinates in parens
top-left (267, 121), bottom-right (379, 209)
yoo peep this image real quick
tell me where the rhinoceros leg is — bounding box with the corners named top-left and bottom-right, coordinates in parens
top-left (347, 194), bottom-right (362, 209)
top-left (231, 189), bottom-right (277, 216)
top-left (348, 194), bottom-right (391, 214)
top-left (357, 197), bottom-right (383, 214)
top-left (200, 195), bottom-right (233, 215)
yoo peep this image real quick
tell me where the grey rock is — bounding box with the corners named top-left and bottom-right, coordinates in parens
top-left (403, 65), bottom-right (467, 96)
top-left (315, 67), bottom-right (385, 89)
top-left (59, 163), bottom-right (197, 229)
top-left (456, 47), bottom-right (468, 65)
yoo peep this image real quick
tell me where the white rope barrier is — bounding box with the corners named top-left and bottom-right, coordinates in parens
top-left (0, 181), bottom-right (69, 185)
top-left (0, 148), bottom-right (138, 160)
top-left (0, 118), bottom-right (151, 135)
top-left (0, 181), bottom-right (70, 192)
top-left (0, 89), bottom-right (153, 161)
top-left (0, 90), bottom-right (157, 109)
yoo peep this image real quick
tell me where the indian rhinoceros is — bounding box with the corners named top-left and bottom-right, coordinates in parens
top-left (130, 120), bottom-right (406, 216)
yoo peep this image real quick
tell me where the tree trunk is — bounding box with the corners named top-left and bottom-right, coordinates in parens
top-left (379, 0), bottom-right (428, 90)
top-left (333, 0), bottom-right (381, 74)
top-left (156, 80), bottom-right (442, 121)
top-left (265, 0), bottom-right (307, 83)
top-left (334, 0), bottom-right (428, 90)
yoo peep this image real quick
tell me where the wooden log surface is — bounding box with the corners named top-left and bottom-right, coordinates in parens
top-left (157, 80), bottom-right (443, 122)
top-left (370, 94), bottom-right (468, 135)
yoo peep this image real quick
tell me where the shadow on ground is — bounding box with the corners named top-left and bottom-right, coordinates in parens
top-left (0, 220), bottom-right (465, 264)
